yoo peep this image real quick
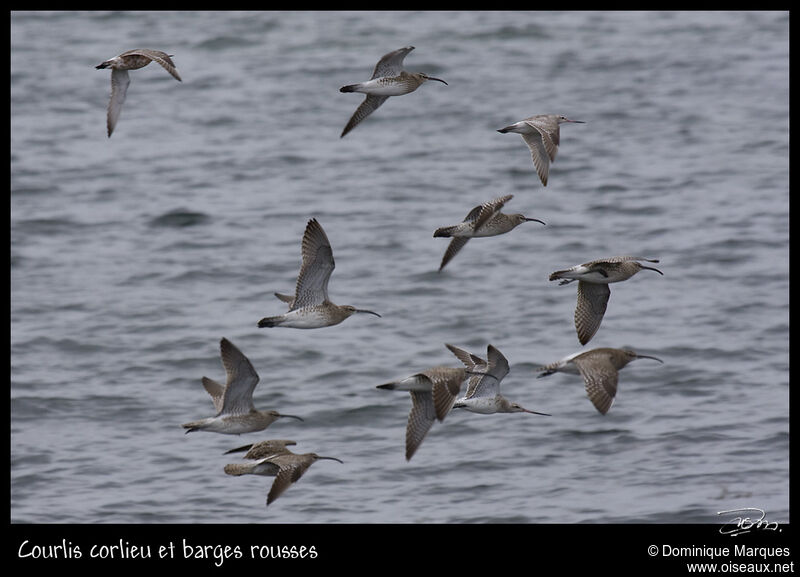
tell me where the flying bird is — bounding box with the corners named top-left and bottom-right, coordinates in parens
top-left (377, 344), bottom-right (490, 460)
top-left (497, 114), bottom-right (584, 186)
top-left (340, 46), bottom-right (447, 137)
top-left (449, 344), bottom-right (550, 416)
top-left (224, 442), bottom-right (343, 505)
top-left (549, 255), bottom-right (663, 345)
top-left (434, 194), bottom-right (545, 271)
top-left (95, 49), bottom-right (182, 137)
top-left (181, 338), bottom-right (303, 434)
top-left (257, 218), bottom-right (381, 328)
top-left (536, 347), bottom-right (663, 414)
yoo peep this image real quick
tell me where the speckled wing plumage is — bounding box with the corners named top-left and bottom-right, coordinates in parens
top-left (126, 49), bottom-right (182, 81)
top-left (341, 95), bottom-right (389, 138)
top-left (406, 390), bottom-right (437, 460)
top-left (421, 368), bottom-right (463, 422)
top-left (465, 194), bottom-right (513, 232)
top-left (446, 344), bottom-right (489, 397)
top-left (266, 456), bottom-right (312, 505)
top-left (438, 237), bottom-right (469, 271)
top-left (217, 338), bottom-right (260, 416)
top-left (573, 354), bottom-right (619, 415)
top-left (371, 46), bottom-right (414, 78)
top-left (575, 281), bottom-right (611, 345)
top-left (224, 439), bottom-right (297, 460)
top-left (437, 195), bottom-right (513, 271)
top-left (291, 218), bottom-right (334, 310)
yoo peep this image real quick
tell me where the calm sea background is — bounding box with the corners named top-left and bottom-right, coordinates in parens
top-left (10, 11), bottom-right (789, 526)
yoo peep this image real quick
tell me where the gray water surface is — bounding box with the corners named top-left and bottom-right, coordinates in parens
top-left (10, 10), bottom-right (789, 525)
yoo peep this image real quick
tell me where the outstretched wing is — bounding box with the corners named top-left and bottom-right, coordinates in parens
top-left (465, 345), bottom-right (508, 399)
top-left (521, 130), bottom-right (552, 186)
top-left (106, 68), bottom-right (130, 137)
top-left (341, 95), bottom-right (389, 138)
top-left (464, 194), bottom-right (513, 231)
top-left (438, 237), bottom-right (469, 271)
top-left (575, 282), bottom-right (611, 346)
top-left (266, 459), bottom-right (311, 505)
top-left (372, 46), bottom-right (414, 78)
top-left (292, 218), bottom-right (335, 309)
top-left (128, 49), bottom-right (182, 81)
top-left (406, 390), bottom-right (436, 460)
top-left (573, 355), bottom-right (619, 415)
top-left (218, 338), bottom-right (260, 415)
top-left (201, 376), bottom-right (226, 413)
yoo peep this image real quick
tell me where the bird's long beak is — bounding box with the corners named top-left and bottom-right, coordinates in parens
top-left (356, 309), bottom-right (382, 317)
top-left (641, 265), bottom-right (664, 275)
top-left (318, 456), bottom-right (344, 464)
top-left (524, 217), bottom-right (547, 225)
top-left (566, 118), bottom-right (585, 123)
top-left (427, 76), bottom-right (448, 85)
top-left (278, 413), bottom-right (305, 421)
top-left (524, 409), bottom-right (552, 416)
top-left (636, 354), bottom-right (664, 363)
